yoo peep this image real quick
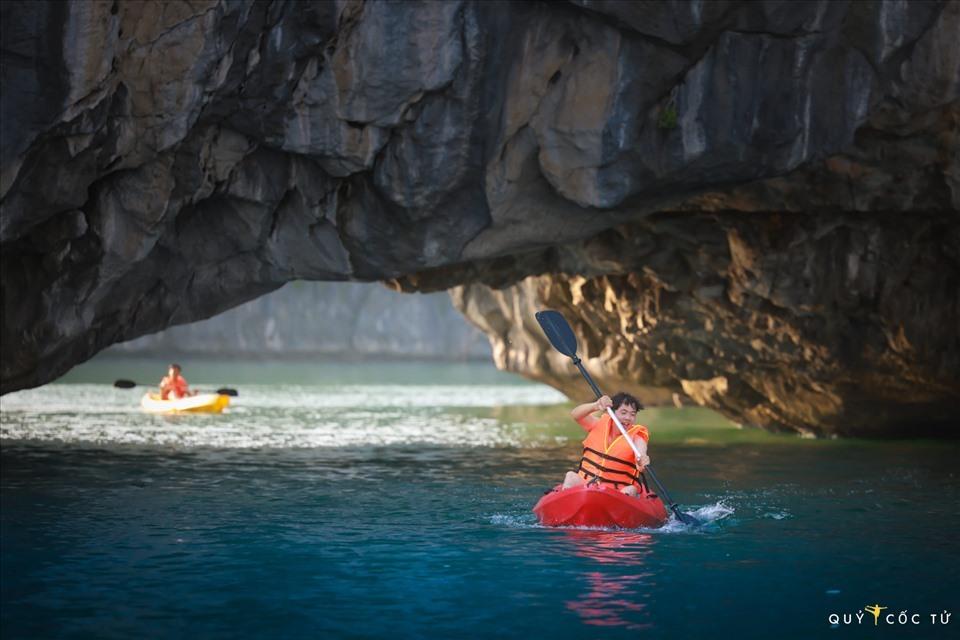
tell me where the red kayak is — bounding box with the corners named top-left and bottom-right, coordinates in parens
top-left (533, 483), bottom-right (669, 529)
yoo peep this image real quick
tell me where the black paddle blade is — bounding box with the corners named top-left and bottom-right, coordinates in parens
top-left (535, 310), bottom-right (579, 357)
top-left (113, 379), bottom-right (137, 389)
top-left (216, 388), bottom-right (238, 397)
top-left (672, 506), bottom-right (702, 527)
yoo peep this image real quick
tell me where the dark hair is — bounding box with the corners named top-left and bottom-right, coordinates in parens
top-left (170, 363), bottom-right (182, 372)
top-left (611, 392), bottom-right (643, 411)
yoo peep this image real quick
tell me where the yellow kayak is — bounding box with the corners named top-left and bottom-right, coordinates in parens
top-left (140, 392), bottom-right (230, 414)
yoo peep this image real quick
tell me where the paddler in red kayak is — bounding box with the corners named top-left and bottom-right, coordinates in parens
top-left (159, 363), bottom-right (194, 400)
top-left (562, 392), bottom-right (651, 497)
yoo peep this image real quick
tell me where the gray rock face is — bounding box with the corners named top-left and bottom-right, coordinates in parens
top-left (108, 281), bottom-right (491, 361)
top-left (1, 0), bottom-right (957, 436)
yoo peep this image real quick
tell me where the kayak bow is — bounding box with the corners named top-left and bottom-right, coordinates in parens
top-left (533, 483), bottom-right (668, 529)
top-left (140, 393), bottom-right (230, 414)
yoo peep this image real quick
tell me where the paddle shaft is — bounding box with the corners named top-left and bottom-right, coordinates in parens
top-left (114, 379), bottom-right (237, 396)
top-left (573, 357), bottom-right (684, 517)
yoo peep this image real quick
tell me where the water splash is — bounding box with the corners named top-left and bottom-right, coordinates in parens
top-left (490, 501), bottom-right (735, 534)
top-left (657, 501), bottom-right (734, 533)
top-left (763, 510), bottom-right (792, 520)
top-left (489, 513), bottom-right (541, 528)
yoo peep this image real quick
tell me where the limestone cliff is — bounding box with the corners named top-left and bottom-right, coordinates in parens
top-left (1, 0), bottom-right (958, 435)
top-left (109, 281), bottom-right (490, 360)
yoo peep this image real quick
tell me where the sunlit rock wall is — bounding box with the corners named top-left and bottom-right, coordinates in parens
top-left (447, 209), bottom-right (959, 437)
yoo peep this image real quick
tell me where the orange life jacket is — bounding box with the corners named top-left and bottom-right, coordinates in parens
top-left (160, 374), bottom-right (189, 400)
top-left (577, 414), bottom-right (650, 490)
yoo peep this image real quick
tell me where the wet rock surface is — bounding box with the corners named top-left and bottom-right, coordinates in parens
top-left (2, 1), bottom-right (958, 435)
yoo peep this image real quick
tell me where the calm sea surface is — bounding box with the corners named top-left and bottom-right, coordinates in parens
top-left (2, 359), bottom-right (958, 639)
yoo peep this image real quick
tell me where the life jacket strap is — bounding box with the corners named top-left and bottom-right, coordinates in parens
top-left (578, 456), bottom-right (641, 484)
top-left (577, 465), bottom-right (629, 488)
top-left (583, 445), bottom-right (635, 468)
top-left (577, 459), bottom-right (652, 492)
top-left (638, 471), bottom-right (650, 493)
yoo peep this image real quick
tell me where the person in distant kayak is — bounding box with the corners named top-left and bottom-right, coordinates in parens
top-left (159, 364), bottom-right (193, 400)
top-left (562, 392), bottom-right (651, 496)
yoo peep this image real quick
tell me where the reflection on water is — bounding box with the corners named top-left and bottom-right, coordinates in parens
top-left (566, 530), bottom-right (656, 566)
top-left (564, 530), bottom-right (656, 630)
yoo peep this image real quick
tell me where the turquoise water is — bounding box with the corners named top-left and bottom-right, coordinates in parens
top-left (2, 360), bottom-right (958, 638)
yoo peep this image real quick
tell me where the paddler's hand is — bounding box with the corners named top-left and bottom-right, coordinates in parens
top-left (636, 454), bottom-right (651, 471)
top-left (595, 395), bottom-right (612, 412)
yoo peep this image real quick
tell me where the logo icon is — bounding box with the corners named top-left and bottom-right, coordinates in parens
top-left (864, 604), bottom-right (887, 626)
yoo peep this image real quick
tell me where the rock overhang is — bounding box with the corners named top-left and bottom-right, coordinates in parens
top-left (1, 0), bottom-right (957, 436)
